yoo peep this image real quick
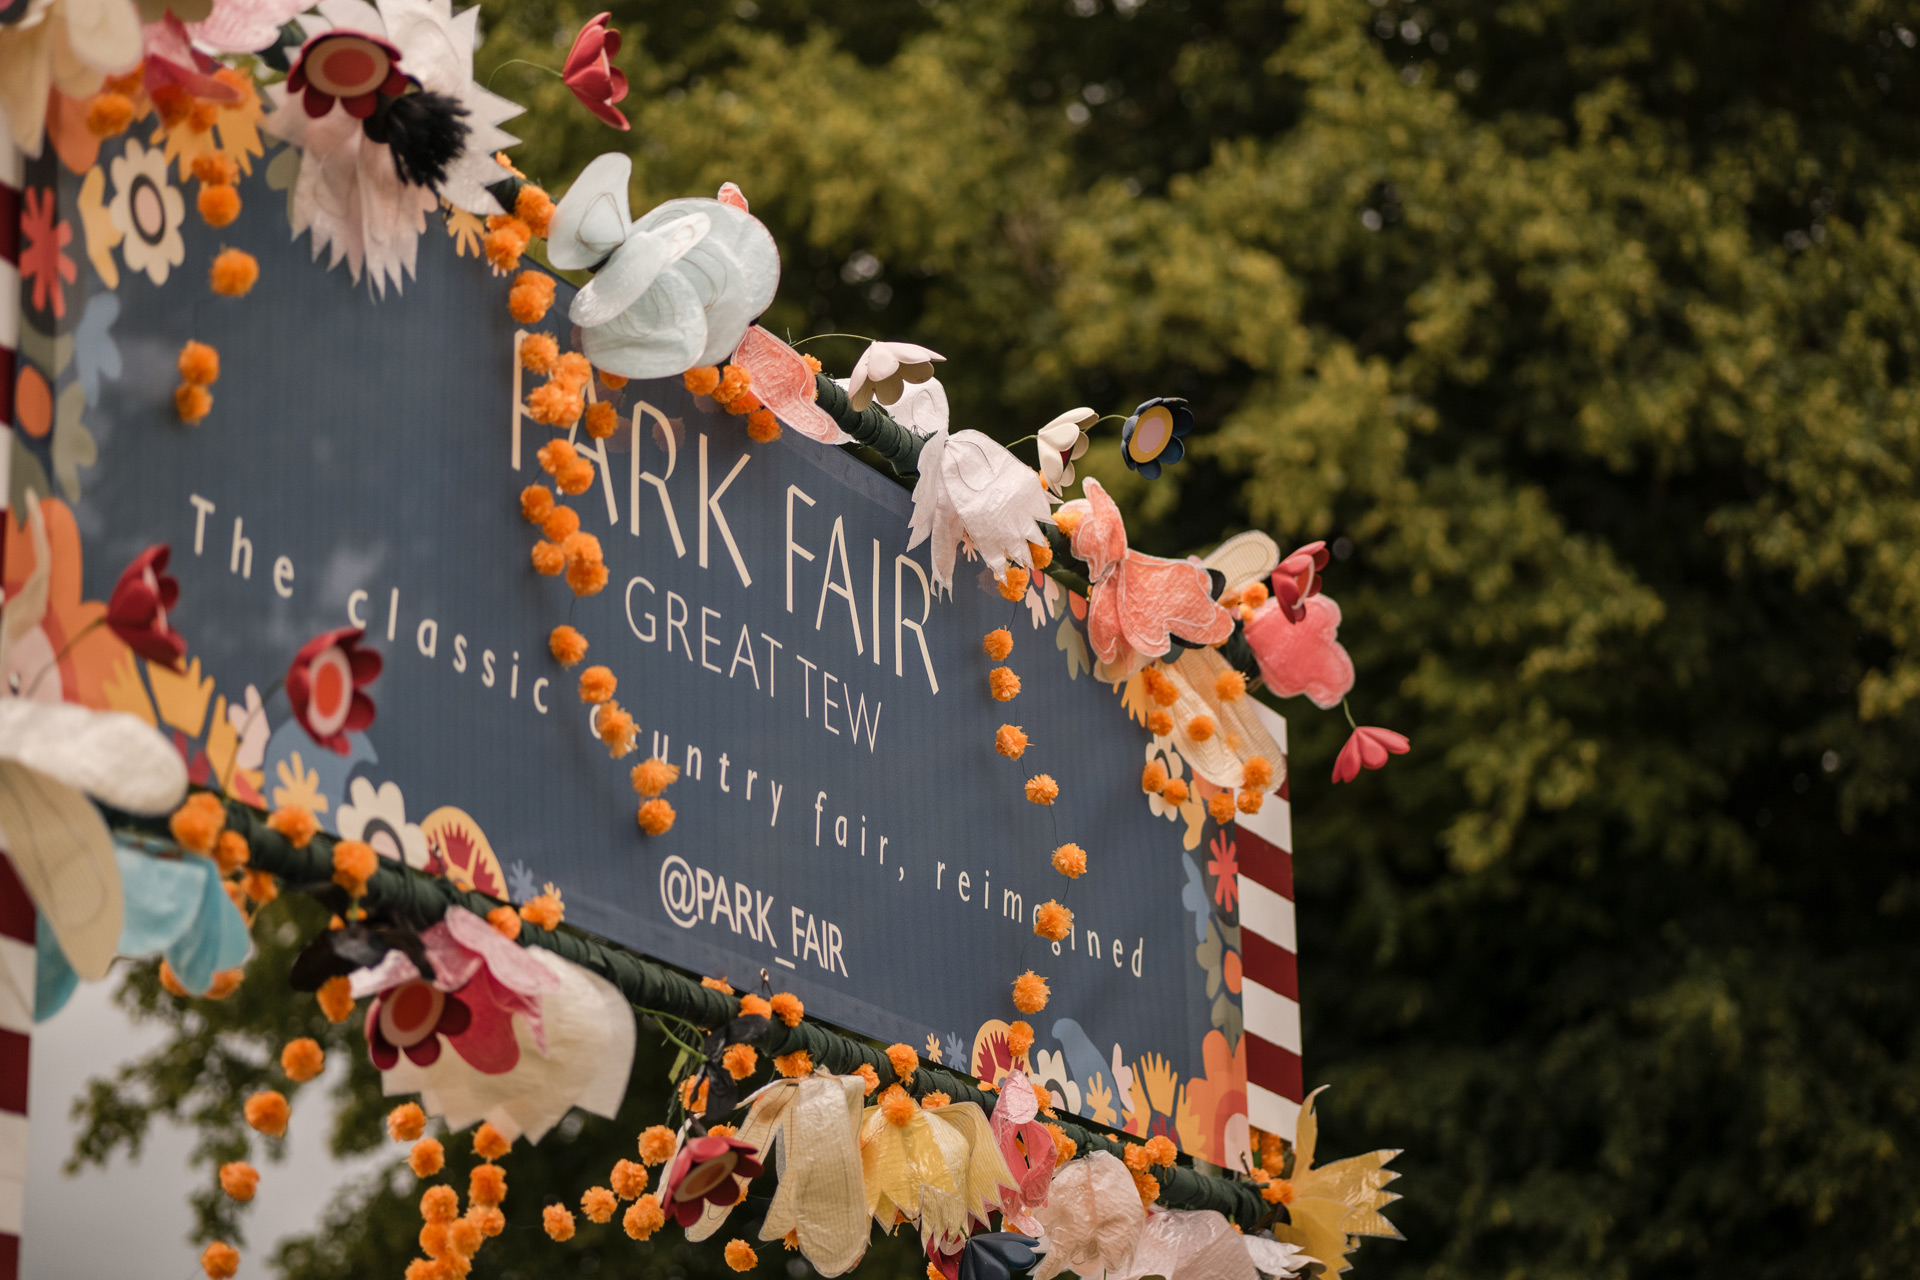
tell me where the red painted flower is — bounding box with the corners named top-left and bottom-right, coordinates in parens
top-left (563, 13), bottom-right (630, 130)
top-left (1331, 726), bottom-right (1410, 784)
top-left (288, 30), bottom-right (408, 119)
top-left (105, 545), bottom-right (185, 669)
top-left (1273, 541), bottom-right (1329, 623)
top-left (1206, 832), bottom-right (1240, 912)
top-left (19, 188), bottom-right (76, 320)
top-left (287, 627), bottom-right (381, 754)
top-left (367, 978), bottom-right (472, 1068)
top-left (662, 1133), bottom-right (763, 1226)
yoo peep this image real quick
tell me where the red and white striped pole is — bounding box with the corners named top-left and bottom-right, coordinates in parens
top-left (1237, 703), bottom-right (1305, 1142)
top-left (0, 126), bottom-right (28, 1280)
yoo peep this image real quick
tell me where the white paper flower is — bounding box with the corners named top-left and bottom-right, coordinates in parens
top-left (1037, 407), bottom-right (1094, 496)
top-left (0, 0), bottom-right (142, 154)
top-left (549, 153), bottom-right (781, 378)
top-left (106, 139), bottom-right (185, 286)
top-left (908, 429), bottom-right (1056, 595)
top-left (848, 340), bottom-right (943, 411)
top-left (262, 0), bottom-right (523, 296)
top-left (335, 776), bottom-right (430, 869)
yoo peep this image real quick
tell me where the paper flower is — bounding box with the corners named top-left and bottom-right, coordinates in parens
top-left (1036, 408), bottom-right (1094, 496)
top-left (733, 325), bottom-right (846, 443)
top-left (335, 776), bottom-right (431, 870)
top-left (909, 431), bottom-right (1056, 595)
top-left (262, 0), bottom-right (522, 295)
top-left (1243, 594), bottom-right (1354, 710)
top-left (860, 1096), bottom-right (1011, 1246)
top-left (1273, 541), bottom-right (1330, 622)
top-left (379, 937), bottom-right (635, 1142)
top-left (1146, 648), bottom-right (1286, 790)
top-left (663, 1133), bottom-right (765, 1226)
top-left (1030, 1151), bottom-right (1146, 1280)
top-left (1270, 1088), bottom-right (1402, 1274)
top-left (1331, 726), bottom-right (1410, 784)
top-left (106, 139), bottom-right (186, 286)
top-left (989, 1072), bottom-right (1056, 1235)
top-left (1058, 479), bottom-right (1232, 671)
top-left (1099, 1207), bottom-right (1296, 1280)
top-left (101, 544), bottom-right (185, 668)
top-left (848, 341), bottom-right (944, 411)
top-left (0, 0), bottom-right (142, 153)
top-left (286, 626), bottom-right (381, 754)
top-left (1120, 398), bottom-right (1193, 480)
top-left (563, 12), bottom-right (629, 129)
top-left (931, 1232), bottom-right (1042, 1280)
top-left (549, 154), bottom-right (780, 378)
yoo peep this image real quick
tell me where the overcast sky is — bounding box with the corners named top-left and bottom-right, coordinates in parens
top-left (24, 979), bottom-right (383, 1280)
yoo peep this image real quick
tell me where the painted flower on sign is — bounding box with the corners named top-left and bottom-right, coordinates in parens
top-left (19, 187), bottom-right (77, 319)
top-left (286, 627), bottom-right (380, 754)
top-left (1205, 832), bottom-right (1239, 913)
top-left (336, 777), bottom-right (430, 870)
top-left (106, 140), bottom-right (185, 286)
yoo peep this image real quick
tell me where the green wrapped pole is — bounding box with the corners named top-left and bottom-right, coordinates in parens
top-left (813, 373), bottom-right (927, 478)
top-left (108, 798), bottom-right (1268, 1227)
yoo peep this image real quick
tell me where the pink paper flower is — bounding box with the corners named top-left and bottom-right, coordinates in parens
top-left (1331, 726), bottom-right (1410, 784)
top-left (988, 1069), bottom-right (1056, 1236)
top-left (1243, 593), bottom-right (1354, 709)
top-left (286, 627), bottom-right (380, 754)
top-left (662, 1133), bottom-right (763, 1225)
top-left (563, 13), bottom-right (630, 130)
top-left (1273, 541), bottom-right (1329, 622)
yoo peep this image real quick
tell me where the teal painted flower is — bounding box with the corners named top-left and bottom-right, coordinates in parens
top-left (1120, 397), bottom-right (1193, 479)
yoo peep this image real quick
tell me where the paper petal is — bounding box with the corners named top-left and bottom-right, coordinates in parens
top-left (0, 761), bottom-right (123, 982)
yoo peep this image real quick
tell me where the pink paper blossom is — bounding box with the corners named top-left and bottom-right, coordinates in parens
top-left (1243, 593), bottom-right (1354, 709)
top-left (563, 13), bottom-right (630, 130)
top-left (1331, 726), bottom-right (1410, 784)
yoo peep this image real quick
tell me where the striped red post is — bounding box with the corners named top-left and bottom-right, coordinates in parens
top-left (0, 128), bottom-right (25, 1280)
top-left (1237, 702), bottom-right (1304, 1142)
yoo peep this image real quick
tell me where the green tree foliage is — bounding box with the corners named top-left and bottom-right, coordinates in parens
top-left (73, 1), bottom-right (1920, 1276)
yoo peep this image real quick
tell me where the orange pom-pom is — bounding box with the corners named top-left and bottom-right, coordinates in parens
top-left (421, 1185), bottom-right (460, 1224)
top-left (1012, 970), bottom-right (1050, 1014)
top-left (579, 665), bottom-right (616, 704)
top-left (470, 1204), bottom-right (506, 1241)
top-left (1144, 1134), bottom-right (1178, 1167)
top-left (481, 905), bottom-right (520, 940)
top-left (631, 757), bottom-right (680, 797)
top-left (388, 1102), bottom-right (428, 1142)
top-left (1132, 1168), bottom-right (1160, 1206)
top-left (624, 1194), bottom-right (666, 1240)
top-left (746, 408), bottom-right (781, 442)
top-left (318, 975), bottom-right (354, 1023)
top-left (1054, 507), bottom-right (1085, 537)
top-left (637, 798), bottom-right (676, 835)
top-left (244, 1090), bottom-right (290, 1138)
top-left (722, 1042), bottom-right (758, 1081)
top-left (519, 332), bottom-right (559, 373)
top-left (1208, 791), bottom-right (1237, 825)
top-left (983, 629), bottom-right (1013, 661)
top-left (584, 400), bottom-right (618, 439)
top-left (85, 92), bottom-right (135, 137)
top-left (201, 1241), bottom-right (240, 1280)
top-left (610, 1158), bottom-right (649, 1199)
top-left (599, 370), bottom-right (628, 389)
top-left (170, 793), bottom-right (225, 854)
top-left (561, 530), bottom-right (602, 568)
top-left (520, 889), bottom-right (564, 931)
top-left (770, 992), bottom-right (804, 1027)
top-left (724, 1238), bottom-right (758, 1272)
top-left (267, 805), bottom-right (318, 849)
top-left (1142, 666), bottom-right (1178, 707)
top-left (1027, 539), bottom-right (1053, 570)
top-left (995, 724), bottom-right (1028, 759)
top-left (1162, 778), bottom-right (1190, 805)
top-left (1047, 1122), bottom-right (1077, 1166)
top-left (515, 184), bottom-right (555, 238)
top-left (558, 457), bottom-right (596, 496)
top-left (581, 1186), bottom-right (617, 1224)
top-left (214, 830), bottom-right (250, 874)
top-left (679, 1075), bottom-right (709, 1114)
top-left (531, 540), bottom-right (566, 576)
top-left (332, 838), bottom-right (377, 895)
top-left (1051, 843), bottom-right (1087, 878)
top-left (508, 270), bottom-right (556, 323)
top-left (639, 1125), bottom-right (677, 1166)
top-left (854, 1063), bottom-right (880, 1095)
top-left (715, 363), bottom-right (752, 402)
top-left (1238, 789), bottom-right (1266, 815)
top-left (990, 668), bottom-right (1021, 701)
top-left (520, 483), bottom-right (555, 522)
top-left (1141, 761), bottom-right (1168, 794)
top-left (1241, 757), bottom-right (1274, 791)
top-left (1008, 1020), bottom-right (1035, 1058)
top-left (410, 1137), bottom-right (446, 1177)
top-left (1124, 1143), bottom-right (1152, 1174)
top-left (281, 1037), bottom-right (325, 1082)
top-left (921, 1091), bottom-right (951, 1110)
top-left (209, 248), bottom-right (258, 296)
top-left (879, 1084), bottom-right (915, 1127)
top-left (473, 1121), bottom-right (511, 1161)
top-left (206, 968), bottom-right (244, 999)
top-left (998, 566), bottom-right (1030, 601)
top-left (1242, 581), bottom-right (1270, 607)
top-left (552, 351), bottom-right (592, 388)
top-left (774, 1050), bottom-right (813, 1078)
top-left (469, 1163), bottom-right (507, 1208)
top-left (1147, 709), bottom-right (1174, 737)
top-left (527, 381), bottom-right (584, 428)
top-left (484, 221), bottom-right (530, 272)
top-left (174, 382), bottom-right (213, 423)
top-left (738, 994), bottom-right (771, 1019)
top-left (1187, 715), bottom-right (1216, 742)
top-left (219, 1161), bottom-right (259, 1202)
top-left (197, 184), bottom-right (240, 227)
top-left (543, 1205), bottom-right (576, 1241)
top-left (885, 1043), bottom-right (918, 1083)
top-left (192, 153), bottom-right (239, 186)
top-left (595, 702), bottom-right (637, 756)
top-left (568, 557), bottom-right (610, 598)
top-left (1033, 901), bottom-right (1073, 942)
top-left (1214, 670), bottom-right (1247, 701)
top-left (159, 960), bottom-right (188, 996)
top-left (684, 366), bottom-right (722, 397)
top-left (548, 625), bottom-right (588, 666)
top-left (241, 869), bottom-right (277, 907)
top-left (1025, 774), bottom-right (1059, 805)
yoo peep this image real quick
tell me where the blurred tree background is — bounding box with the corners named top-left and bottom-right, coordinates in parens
top-left (74, 0), bottom-right (1920, 1277)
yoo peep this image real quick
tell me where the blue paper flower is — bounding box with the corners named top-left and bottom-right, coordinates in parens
top-left (1120, 397), bottom-right (1193, 480)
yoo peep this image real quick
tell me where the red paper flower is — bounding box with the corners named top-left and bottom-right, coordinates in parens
top-left (288, 30), bottom-right (408, 119)
top-left (661, 1133), bottom-right (763, 1226)
top-left (368, 979), bottom-right (471, 1068)
top-left (1331, 726), bottom-right (1410, 784)
top-left (19, 188), bottom-right (76, 320)
top-left (563, 13), bottom-right (630, 130)
top-left (105, 545), bottom-right (185, 669)
top-left (1274, 541), bottom-right (1330, 623)
top-left (287, 627), bottom-right (381, 754)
